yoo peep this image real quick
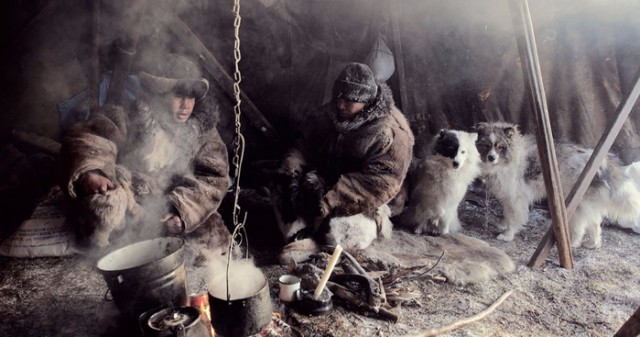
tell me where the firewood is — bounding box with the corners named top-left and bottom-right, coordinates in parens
top-left (326, 281), bottom-right (399, 323)
top-left (399, 290), bottom-right (513, 337)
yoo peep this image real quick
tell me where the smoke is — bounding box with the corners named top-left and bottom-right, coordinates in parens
top-left (207, 256), bottom-right (266, 301)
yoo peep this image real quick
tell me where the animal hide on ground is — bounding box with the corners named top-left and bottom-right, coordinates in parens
top-left (364, 231), bottom-right (515, 285)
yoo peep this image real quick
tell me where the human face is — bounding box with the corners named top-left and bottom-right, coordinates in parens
top-left (336, 98), bottom-right (366, 121)
top-left (169, 94), bottom-right (196, 124)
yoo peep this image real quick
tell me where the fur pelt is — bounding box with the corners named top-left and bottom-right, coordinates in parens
top-left (278, 204), bottom-right (393, 264)
top-left (398, 129), bottom-right (481, 236)
top-left (59, 101), bottom-right (229, 248)
top-left (474, 121), bottom-right (640, 248)
top-left (364, 231), bottom-right (515, 285)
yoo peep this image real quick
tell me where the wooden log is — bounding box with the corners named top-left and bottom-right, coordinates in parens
top-left (326, 281), bottom-right (399, 323)
top-left (153, 5), bottom-right (281, 144)
top-left (11, 129), bottom-right (61, 157)
top-left (508, 0), bottom-right (573, 269)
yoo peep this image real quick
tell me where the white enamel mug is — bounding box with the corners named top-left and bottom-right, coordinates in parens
top-left (278, 274), bottom-right (301, 302)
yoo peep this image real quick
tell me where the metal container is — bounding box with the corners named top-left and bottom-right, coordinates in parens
top-left (97, 237), bottom-right (188, 324)
top-left (140, 306), bottom-right (210, 337)
top-left (208, 280), bottom-right (272, 337)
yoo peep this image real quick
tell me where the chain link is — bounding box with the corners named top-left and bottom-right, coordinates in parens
top-left (226, 0), bottom-right (248, 301)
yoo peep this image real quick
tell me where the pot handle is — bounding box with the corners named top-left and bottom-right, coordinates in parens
top-left (104, 288), bottom-right (113, 302)
top-left (173, 324), bottom-right (185, 337)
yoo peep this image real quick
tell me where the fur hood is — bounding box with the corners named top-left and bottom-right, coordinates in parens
top-left (330, 82), bottom-right (395, 133)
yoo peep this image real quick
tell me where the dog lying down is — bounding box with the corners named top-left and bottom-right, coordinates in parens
top-left (474, 121), bottom-right (640, 248)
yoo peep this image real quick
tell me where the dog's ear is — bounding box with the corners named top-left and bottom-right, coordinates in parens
top-left (504, 126), bottom-right (516, 138)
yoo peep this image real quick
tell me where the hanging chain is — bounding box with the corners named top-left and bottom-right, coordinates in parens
top-left (226, 0), bottom-right (248, 302)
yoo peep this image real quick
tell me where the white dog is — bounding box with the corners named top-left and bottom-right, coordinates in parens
top-left (398, 129), bottom-right (481, 235)
top-left (474, 121), bottom-right (640, 248)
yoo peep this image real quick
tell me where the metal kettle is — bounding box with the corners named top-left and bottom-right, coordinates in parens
top-left (140, 306), bottom-right (210, 337)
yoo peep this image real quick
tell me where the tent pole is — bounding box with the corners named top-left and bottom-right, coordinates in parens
top-left (154, 5), bottom-right (281, 144)
top-left (89, 0), bottom-right (101, 114)
top-left (390, 2), bottom-right (408, 113)
top-left (508, 0), bottom-right (573, 268)
top-left (529, 59), bottom-right (640, 268)
top-left (105, 0), bottom-right (147, 106)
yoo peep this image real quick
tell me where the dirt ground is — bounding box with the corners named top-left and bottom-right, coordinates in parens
top-left (0, 189), bottom-right (639, 337)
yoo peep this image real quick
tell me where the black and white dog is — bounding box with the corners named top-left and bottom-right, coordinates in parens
top-left (399, 129), bottom-right (481, 235)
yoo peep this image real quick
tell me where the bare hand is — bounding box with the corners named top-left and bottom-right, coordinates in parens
top-left (82, 171), bottom-right (114, 195)
top-left (161, 212), bottom-right (185, 234)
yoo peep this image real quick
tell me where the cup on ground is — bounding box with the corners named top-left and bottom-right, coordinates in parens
top-left (278, 274), bottom-right (300, 302)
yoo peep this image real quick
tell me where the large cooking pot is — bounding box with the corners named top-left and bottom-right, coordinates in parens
top-left (208, 279), bottom-right (272, 337)
top-left (97, 237), bottom-right (188, 325)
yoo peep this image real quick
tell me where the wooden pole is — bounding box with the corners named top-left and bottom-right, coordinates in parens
top-left (529, 63), bottom-right (640, 267)
top-left (89, 0), bottom-right (101, 114)
top-left (105, 0), bottom-right (148, 106)
top-left (390, 1), bottom-right (408, 113)
top-left (508, 0), bottom-right (573, 269)
top-left (615, 306), bottom-right (640, 337)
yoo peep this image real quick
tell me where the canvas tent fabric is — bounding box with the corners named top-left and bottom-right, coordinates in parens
top-left (179, 0), bottom-right (640, 164)
top-left (2, 0), bottom-right (640, 172)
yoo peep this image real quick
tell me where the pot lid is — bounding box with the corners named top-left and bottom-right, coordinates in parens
top-left (147, 307), bottom-right (200, 331)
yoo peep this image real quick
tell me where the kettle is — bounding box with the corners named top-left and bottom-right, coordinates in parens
top-left (139, 305), bottom-right (210, 337)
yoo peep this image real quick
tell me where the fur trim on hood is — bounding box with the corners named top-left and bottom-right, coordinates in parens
top-left (330, 82), bottom-right (395, 133)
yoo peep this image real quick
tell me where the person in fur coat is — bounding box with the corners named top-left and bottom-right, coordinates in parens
top-left (272, 62), bottom-right (414, 261)
top-left (59, 54), bottom-right (231, 258)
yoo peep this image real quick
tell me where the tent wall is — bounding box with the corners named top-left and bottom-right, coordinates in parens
top-left (2, 0), bottom-right (640, 173)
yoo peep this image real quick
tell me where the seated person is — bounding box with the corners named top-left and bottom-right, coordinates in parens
top-left (271, 62), bottom-right (414, 262)
top-left (59, 54), bottom-right (231, 260)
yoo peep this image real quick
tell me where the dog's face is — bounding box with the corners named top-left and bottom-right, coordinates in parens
top-left (474, 122), bottom-right (518, 164)
top-left (433, 129), bottom-right (478, 169)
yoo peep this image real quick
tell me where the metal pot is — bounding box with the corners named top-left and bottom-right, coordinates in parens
top-left (208, 280), bottom-right (273, 337)
top-left (96, 237), bottom-right (188, 325)
top-left (140, 305), bottom-right (210, 337)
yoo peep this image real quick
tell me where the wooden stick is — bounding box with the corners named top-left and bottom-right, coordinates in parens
top-left (326, 281), bottom-right (399, 323)
top-left (400, 290), bottom-right (513, 337)
top-left (615, 306), bottom-right (640, 337)
top-left (153, 5), bottom-right (281, 144)
top-left (314, 245), bottom-right (343, 298)
top-left (11, 129), bottom-right (61, 157)
top-left (508, 0), bottom-right (573, 269)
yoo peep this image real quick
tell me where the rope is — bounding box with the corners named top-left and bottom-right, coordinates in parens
top-left (226, 0), bottom-right (248, 302)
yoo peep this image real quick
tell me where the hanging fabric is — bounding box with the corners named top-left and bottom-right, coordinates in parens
top-left (364, 33), bottom-right (395, 81)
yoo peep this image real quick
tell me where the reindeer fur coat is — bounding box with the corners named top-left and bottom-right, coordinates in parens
top-left (280, 82), bottom-right (414, 221)
top-left (59, 101), bottom-right (229, 245)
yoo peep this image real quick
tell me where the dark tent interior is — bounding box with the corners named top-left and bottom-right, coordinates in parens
top-left (1, 1), bottom-right (640, 336)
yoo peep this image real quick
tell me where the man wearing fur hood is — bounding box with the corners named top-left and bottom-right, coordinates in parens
top-left (273, 62), bottom-right (414, 260)
top-left (59, 54), bottom-right (231, 256)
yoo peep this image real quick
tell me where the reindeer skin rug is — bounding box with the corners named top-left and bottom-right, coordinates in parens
top-left (364, 231), bottom-right (515, 285)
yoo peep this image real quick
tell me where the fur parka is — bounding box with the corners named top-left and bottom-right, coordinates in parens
top-left (280, 82), bottom-right (414, 220)
top-left (59, 101), bottom-right (230, 239)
